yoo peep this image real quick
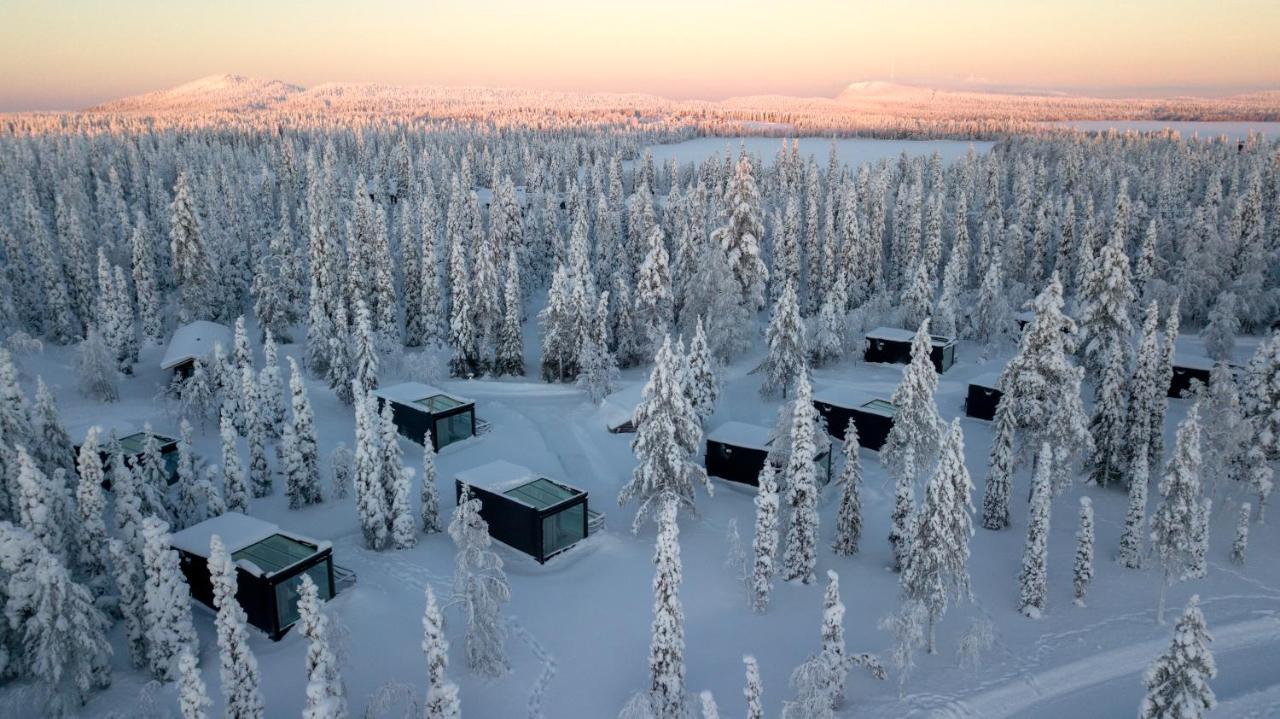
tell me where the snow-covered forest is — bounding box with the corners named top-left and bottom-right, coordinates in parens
top-left (0, 104), bottom-right (1278, 718)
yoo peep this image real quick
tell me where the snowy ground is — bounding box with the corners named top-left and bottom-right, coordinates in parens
top-left (3, 325), bottom-right (1279, 718)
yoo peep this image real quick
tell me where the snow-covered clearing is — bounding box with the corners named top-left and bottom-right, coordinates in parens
top-left (4, 321), bottom-right (1277, 718)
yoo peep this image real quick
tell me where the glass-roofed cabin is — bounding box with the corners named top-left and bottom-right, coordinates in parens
top-left (371, 382), bottom-right (476, 452)
top-left (864, 326), bottom-right (957, 373)
top-left (171, 512), bottom-right (337, 640)
top-left (704, 421), bottom-right (832, 488)
top-left (812, 387), bottom-right (898, 451)
top-left (74, 427), bottom-right (181, 487)
top-left (455, 460), bottom-right (588, 564)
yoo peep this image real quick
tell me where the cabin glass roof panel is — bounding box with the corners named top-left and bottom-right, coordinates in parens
top-left (862, 399), bottom-right (899, 416)
top-left (232, 534), bottom-right (319, 574)
top-left (415, 394), bottom-right (466, 412)
top-left (503, 478), bottom-right (581, 510)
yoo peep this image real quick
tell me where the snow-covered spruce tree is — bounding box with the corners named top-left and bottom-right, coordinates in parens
top-left (1201, 363), bottom-right (1249, 497)
top-left (900, 260), bottom-right (935, 333)
top-left (714, 156), bottom-right (769, 313)
top-left (180, 357), bottom-right (215, 429)
top-left (351, 299), bottom-right (379, 395)
top-left (1189, 498), bottom-right (1211, 580)
top-left (75, 326), bottom-right (119, 402)
top-left (578, 290), bottom-right (620, 405)
top-left (299, 573), bottom-right (346, 719)
top-left (73, 428), bottom-right (111, 588)
top-left (680, 233), bottom-right (751, 363)
top-left (242, 367), bottom-right (272, 498)
top-left (1244, 440), bottom-right (1272, 522)
top-left (972, 258), bottom-right (1016, 349)
top-left (286, 357), bottom-right (323, 507)
top-left (108, 436), bottom-right (147, 556)
top-left (782, 372), bottom-right (821, 584)
top-left (1204, 292), bottom-right (1239, 363)
top-left (819, 570), bottom-right (849, 705)
top-left (1018, 443), bottom-right (1054, 619)
top-left (174, 420), bottom-right (201, 529)
top-left (1152, 405), bottom-right (1204, 624)
top-left (353, 388), bottom-right (388, 549)
top-left (1077, 230), bottom-right (1135, 378)
top-left (884, 321), bottom-right (944, 569)
top-left (104, 534), bottom-right (148, 669)
top-left (31, 377), bottom-right (74, 480)
top-left (258, 333), bottom-right (287, 437)
top-left (199, 465), bottom-right (227, 519)
top-left (420, 432), bottom-right (442, 534)
top-left (831, 419), bottom-right (863, 556)
top-left (1087, 346), bottom-right (1129, 487)
top-left (999, 275), bottom-right (1091, 495)
top-left (450, 484), bottom-right (511, 677)
top-left (494, 249), bottom-right (525, 376)
top-left (177, 648), bottom-right (212, 719)
top-left (1230, 503), bottom-right (1250, 564)
top-left (169, 171), bottom-right (215, 323)
top-left (1118, 448), bottom-right (1151, 569)
top-left (683, 317), bottom-right (719, 424)
top-left (209, 535), bottom-right (265, 719)
top-left (326, 300), bottom-right (354, 406)
top-left (647, 499), bottom-right (687, 719)
top-left (634, 223), bottom-right (674, 357)
top-left (750, 461), bottom-right (780, 613)
top-left (1073, 497), bottom-right (1095, 606)
top-left (422, 585), bottom-right (462, 719)
top-left (698, 691), bottom-right (719, 719)
top-left (330, 443), bottom-right (352, 500)
top-left (1150, 304), bottom-right (1180, 466)
top-left (376, 401), bottom-right (409, 538)
top-left (13, 446), bottom-right (66, 560)
top-left (538, 266), bottom-right (576, 382)
top-left (811, 274), bottom-right (847, 367)
top-left (1140, 595), bottom-right (1216, 719)
top-left (900, 421), bottom-right (973, 653)
top-left (981, 399), bottom-right (1016, 531)
top-left (141, 517), bottom-right (199, 681)
top-left (619, 336), bottom-right (713, 530)
top-left (219, 407), bottom-right (249, 514)
top-left (760, 281), bottom-right (807, 398)
top-left (4, 537), bottom-right (112, 716)
top-left (390, 465), bottom-right (418, 550)
top-left (1124, 302), bottom-right (1163, 471)
top-left (743, 655), bottom-right (764, 719)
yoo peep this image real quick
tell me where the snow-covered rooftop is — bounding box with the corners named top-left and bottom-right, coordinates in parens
top-left (169, 512), bottom-right (329, 577)
top-left (456, 459), bottom-right (539, 493)
top-left (371, 382), bottom-right (473, 411)
top-left (599, 383), bottom-right (646, 429)
top-left (160, 321), bottom-right (233, 370)
top-left (706, 421), bottom-right (772, 451)
top-left (1015, 309), bottom-right (1036, 324)
top-left (813, 385), bottom-right (883, 409)
top-left (865, 326), bottom-right (916, 342)
top-left (969, 372), bottom-right (1002, 390)
top-left (1173, 354), bottom-right (1216, 371)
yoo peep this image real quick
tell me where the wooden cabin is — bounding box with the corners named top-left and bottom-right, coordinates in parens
top-left (371, 382), bottom-right (476, 451)
top-left (864, 327), bottom-right (957, 373)
top-left (455, 460), bottom-right (589, 564)
top-left (704, 421), bottom-right (831, 488)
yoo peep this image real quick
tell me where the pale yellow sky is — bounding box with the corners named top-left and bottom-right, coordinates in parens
top-left (1, 0), bottom-right (1277, 110)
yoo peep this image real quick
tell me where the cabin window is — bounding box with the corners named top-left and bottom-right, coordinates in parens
top-left (274, 561), bottom-right (332, 630)
top-left (434, 411), bottom-right (472, 449)
top-left (542, 503), bottom-right (585, 557)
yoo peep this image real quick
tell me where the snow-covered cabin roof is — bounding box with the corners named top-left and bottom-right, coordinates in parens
top-left (170, 512), bottom-right (330, 577)
top-left (161, 321), bottom-right (233, 370)
top-left (813, 385), bottom-right (881, 410)
top-left (865, 326), bottom-right (916, 343)
top-left (969, 372), bottom-right (1002, 390)
top-left (706, 421), bottom-right (773, 451)
top-left (1173, 354), bottom-right (1215, 371)
top-left (1015, 310), bottom-right (1036, 324)
top-left (456, 460), bottom-right (538, 492)
top-left (371, 382), bottom-right (473, 413)
top-left (600, 383), bottom-right (646, 429)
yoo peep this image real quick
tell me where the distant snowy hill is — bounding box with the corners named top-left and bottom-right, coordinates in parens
top-left (87, 74), bottom-right (304, 113)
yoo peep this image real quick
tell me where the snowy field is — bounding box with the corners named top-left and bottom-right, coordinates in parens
top-left (642, 137), bottom-right (994, 170)
top-left (1050, 120), bottom-right (1280, 139)
top-left (6, 320), bottom-right (1278, 719)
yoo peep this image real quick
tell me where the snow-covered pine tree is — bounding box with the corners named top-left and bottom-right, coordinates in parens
top-left (287, 357), bottom-right (323, 507)
top-left (31, 377), bottom-right (74, 480)
top-left (351, 299), bottom-right (379, 394)
top-left (209, 535), bottom-right (265, 718)
top-left (683, 317), bottom-right (718, 424)
top-left (13, 446), bottom-right (66, 560)
top-left (782, 372), bottom-right (821, 584)
top-left (180, 357), bottom-right (215, 428)
top-left (141, 517), bottom-right (199, 681)
top-left (1150, 304), bottom-right (1180, 465)
top-left (648, 499), bottom-right (687, 719)
top-left (173, 420), bottom-right (201, 529)
top-left (1087, 346), bottom-right (1129, 487)
top-left (714, 156), bottom-right (769, 312)
top-left (1018, 443), bottom-right (1053, 619)
top-left (578, 290), bottom-right (619, 405)
top-left (450, 484), bottom-right (511, 677)
top-left (330, 443), bottom-right (353, 500)
top-left (981, 399), bottom-right (1016, 531)
top-left (390, 465), bottom-right (417, 550)
top-left (1140, 595), bottom-right (1216, 719)
top-left (73, 428), bottom-right (111, 588)
top-left (169, 171), bottom-right (214, 323)
top-left (619, 336), bottom-right (713, 530)
top-left (420, 432), bottom-right (442, 534)
top-left (743, 655), bottom-right (764, 719)
top-left (257, 333), bottom-right (287, 437)
top-left (242, 367), bottom-right (272, 498)
top-left (900, 260), bottom-right (935, 333)
top-left (75, 326), bottom-right (119, 402)
top-left (494, 249), bottom-right (525, 376)
top-left (761, 280), bottom-right (811, 400)
top-left (831, 419), bottom-right (863, 556)
top-left (219, 407), bottom-right (249, 514)
top-left (1243, 441), bottom-right (1272, 522)
top-left (883, 321), bottom-right (944, 483)
top-left (634, 223), bottom-right (674, 357)
top-left (811, 274), bottom-right (847, 367)
top-left (1204, 292), bottom-right (1239, 363)
top-left (299, 573), bottom-right (346, 719)
top-left (538, 266), bottom-right (576, 382)
top-left (1189, 498), bottom-right (1211, 580)
top-left (353, 389), bottom-right (388, 550)
top-left (750, 461), bottom-right (780, 613)
top-left (107, 537), bottom-right (147, 669)
top-left (1073, 497), bottom-right (1095, 606)
top-left (1077, 229), bottom-right (1135, 378)
top-left (177, 648), bottom-right (212, 719)
top-left (1124, 302), bottom-right (1163, 471)
top-left (1119, 448), bottom-right (1151, 569)
top-left (1152, 404), bottom-right (1204, 624)
top-left (422, 585), bottom-right (462, 719)
top-left (819, 570), bottom-right (849, 706)
top-left (1230, 503), bottom-right (1250, 564)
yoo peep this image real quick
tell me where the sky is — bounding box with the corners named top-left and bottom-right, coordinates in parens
top-left (1, 0), bottom-right (1278, 111)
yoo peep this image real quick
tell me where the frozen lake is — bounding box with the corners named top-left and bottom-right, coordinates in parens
top-left (642, 136), bottom-right (995, 168)
top-left (1053, 120), bottom-right (1280, 139)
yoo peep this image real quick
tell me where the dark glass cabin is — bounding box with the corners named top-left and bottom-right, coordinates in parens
top-left (704, 421), bottom-right (831, 488)
top-left (74, 428), bottom-right (181, 488)
top-left (171, 513), bottom-right (336, 641)
top-left (160, 321), bottom-right (233, 379)
top-left (964, 373), bottom-right (1003, 421)
top-left (812, 388), bottom-right (898, 451)
top-left (372, 382), bottom-right (477, 452)
top-left (864, 327), bottom-right (957, 373)
top-left (455, 460), bottom-right (589, 564)
top-left (1168, 356), bottom-right (1214, 398)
